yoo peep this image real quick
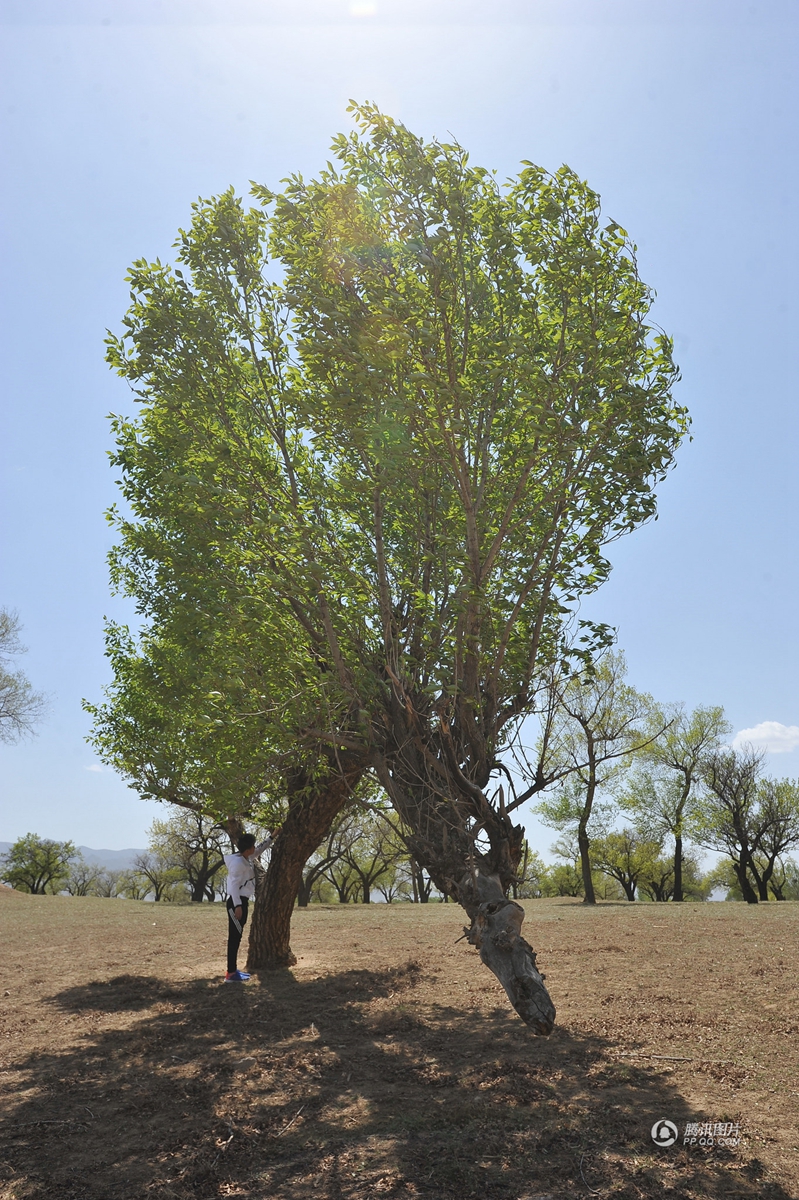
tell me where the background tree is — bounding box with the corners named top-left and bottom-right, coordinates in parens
top-left (339, 806), bottom-right (407, 903)
top-left (98, 105), bottom-right (686, 1030)
top-left (540, 835), bottom-right (586, 897)
top-left (626, 705), bottom-right (729, 901)
top-left (766, 856), bottom-right (799, 901)
top-left (297, 812), bottom-right (356, 907)
top-left (92, 869), bottom-right (127, 898)
top-left (589, 828), bottom-right (662, 900)
top-left (64, 855), bottom-right (101, 897)
top-left (541, 865), bottom-right (585, 898)
top-left (407, 859), bottom-right (436, 904)
top-left (0, 834), bottom-right (77, 894)
top-left (0, 609), bottom-right (47, 743)
top-left (132, 851), bottom-right (183, 902)
top-left (703, 858), bottom-right (744, 901)
top-left (319, 812), bottom-right (362, 903)
top-left (510, 840), bottom-right (549, 900)
top-left (147, 807), bottom-right (228, 902)
top-left (536, 651), bottom-right (658, 904)
top-left (374, 862), bottom-right (413, 903)
top-left (748, 778), bottom-right (799, 901)
top-left (690, 749), bottom-right (799, 903)
top-left (118, 869), bottom-right (153, 901)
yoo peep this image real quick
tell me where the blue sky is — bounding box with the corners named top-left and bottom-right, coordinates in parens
top-left (1, 0), bottom-right (798, 851)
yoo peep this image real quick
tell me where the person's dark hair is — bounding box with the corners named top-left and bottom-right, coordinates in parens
top-left (237, 833), bottom-right (257, 852)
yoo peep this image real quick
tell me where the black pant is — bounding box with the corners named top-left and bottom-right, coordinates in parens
top-left (226, 896), bottom-right (249, 973)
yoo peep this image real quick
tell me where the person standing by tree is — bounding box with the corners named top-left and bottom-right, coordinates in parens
top-left (223, 830), bottom-right (277, 982)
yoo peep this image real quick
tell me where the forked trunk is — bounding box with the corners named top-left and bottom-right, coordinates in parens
top-left (733, 857), bottom-right (759, 904)
top-left (246, 754), bottom-right (365, 970)
top-left (373, 754), bottom-right (556, 1034)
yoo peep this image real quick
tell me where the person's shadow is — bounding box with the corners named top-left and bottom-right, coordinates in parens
top-left (1, 964), bottom-right (794, 1199)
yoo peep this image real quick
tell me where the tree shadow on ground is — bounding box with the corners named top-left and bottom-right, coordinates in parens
top-left (1, 964), bottom-right (794, 1200)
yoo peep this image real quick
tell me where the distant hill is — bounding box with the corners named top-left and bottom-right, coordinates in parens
top-left (0, 843), bottom-right (146, 872)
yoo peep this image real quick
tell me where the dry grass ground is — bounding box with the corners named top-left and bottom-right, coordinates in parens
top-left (1, 889), bottom-right (798, 1200)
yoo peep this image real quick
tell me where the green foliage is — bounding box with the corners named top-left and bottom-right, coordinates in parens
top-left (0, 833), bottom-right (77, 894)
top-left (89, 105), bottom-right (687, 907)
top-left (589, 828), bottom-right (662, 900)
top-left (540, 863), bottom-right (585, 897)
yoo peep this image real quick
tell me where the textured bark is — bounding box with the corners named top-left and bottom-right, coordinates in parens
top-left (464, 873), bottom-right (556, 1035)
top-left (246, 753), bottom-right (365, 970)
top-left (371, 747), bottom-right (556, 1034)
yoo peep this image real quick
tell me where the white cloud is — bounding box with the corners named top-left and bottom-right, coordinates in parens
top-left (85, 764), bottom-right (103, 773)
top-left (731, 721), bottom-right (799, 754)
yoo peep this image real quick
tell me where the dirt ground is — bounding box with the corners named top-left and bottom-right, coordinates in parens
top-left (1, 889), bottom-right (798, 1200)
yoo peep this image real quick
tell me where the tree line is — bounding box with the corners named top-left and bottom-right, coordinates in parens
top-left (529, 650), bottom-right (799, 905)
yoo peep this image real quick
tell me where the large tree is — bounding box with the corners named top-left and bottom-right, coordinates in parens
top-left (97, 105), bottom-right (686, 1030)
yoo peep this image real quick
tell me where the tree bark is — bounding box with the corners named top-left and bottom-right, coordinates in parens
top-left (464, 875), bottom-right (555, 1036)
top-left (246, 753), bottom-right (365, 970)
top-left (578, 823), bottom-right (596, 905)
top-left (372, 752), bottom-right (556, 1034)
top-left (672, 829), bottom-right (684, 902)
top-left (733, 857), bottom-right (759, 904)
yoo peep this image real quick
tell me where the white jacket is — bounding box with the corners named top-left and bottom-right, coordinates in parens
top-left (224, 836), bottom-right (274, 906)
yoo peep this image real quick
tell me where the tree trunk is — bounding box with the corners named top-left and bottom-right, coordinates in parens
top-left (372, 753), bottom-right (556, 1035)
top-left (464, 873), bottom-right (555, 1036)
top-left (246, 754), bottom-right (365, 970)
top-left (733, 858), bottom-right (759, 904)
top-left (578, 824), bottom-right (596, 905)
top-left (673, 830), bottom-right (684, 902)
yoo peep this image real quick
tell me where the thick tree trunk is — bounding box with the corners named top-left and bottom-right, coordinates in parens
top-left (463, 873), bottom-right (555, 1036)
top-left (246, 754), bottom-right (365, 970)
top-left (372, 753), bottom-right (555, 1034)
top-left (733, 858), bottom-right (759, 904)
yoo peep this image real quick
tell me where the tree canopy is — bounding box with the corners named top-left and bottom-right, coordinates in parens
top-left (92, 104), bottom-right (687, 1029)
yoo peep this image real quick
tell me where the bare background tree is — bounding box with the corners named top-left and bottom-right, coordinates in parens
top-left (0, 608), bottom-right (47, 744)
